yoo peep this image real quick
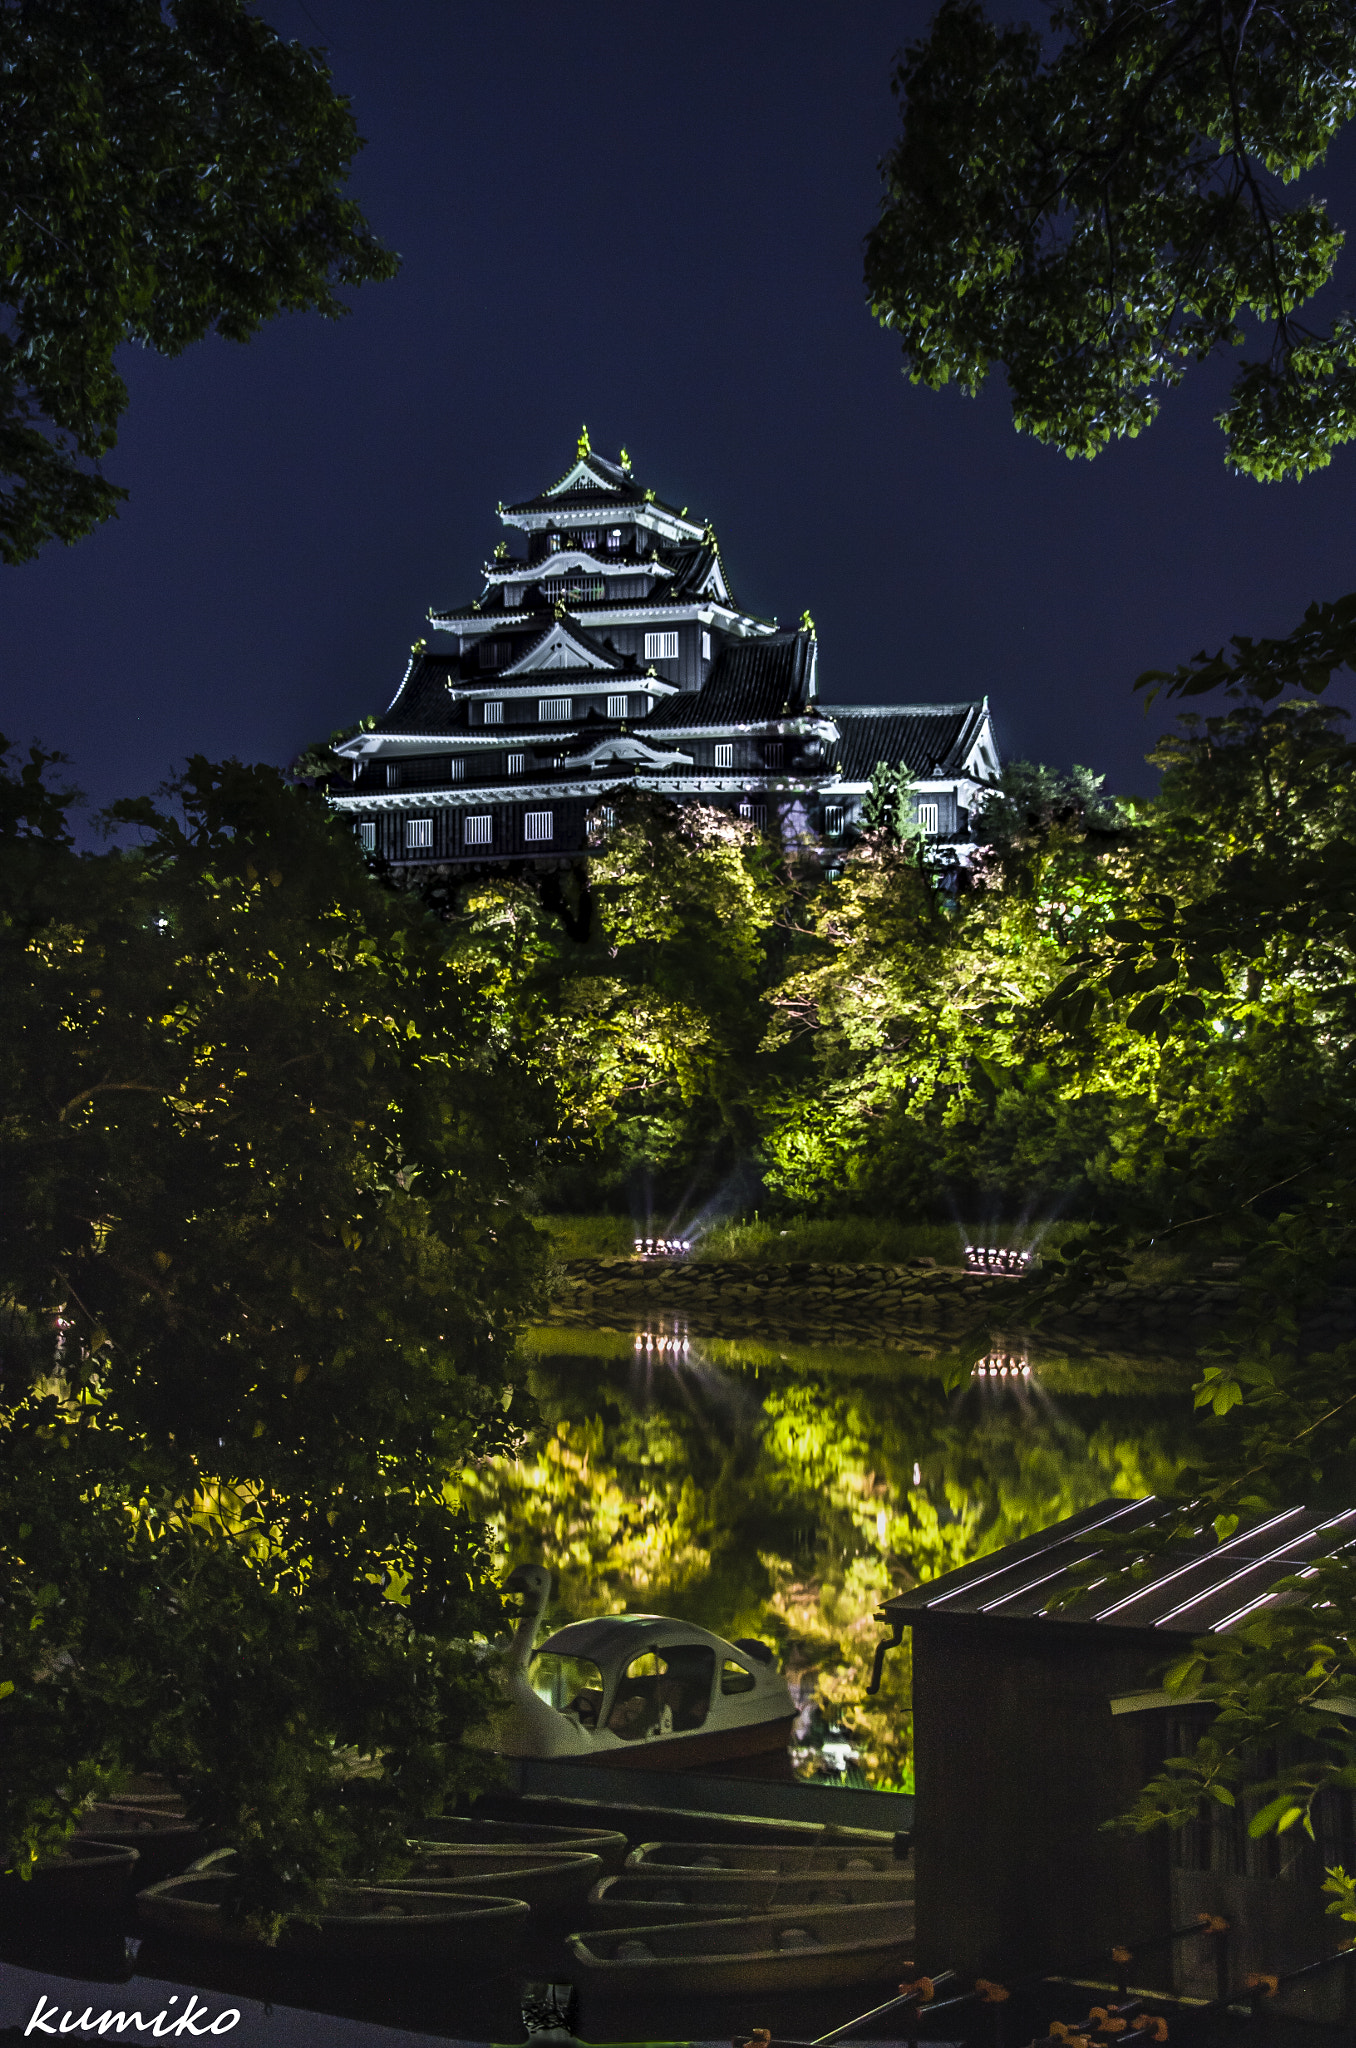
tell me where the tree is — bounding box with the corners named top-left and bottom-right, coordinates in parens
top-left (0, 745), bottom-right (546, 1925)
top-left (1, 0), bottom-right (397, 565)
top-left (865, 0), bottom-right (1356, 479)
top-left (861, 760), bottom-right (922, 845)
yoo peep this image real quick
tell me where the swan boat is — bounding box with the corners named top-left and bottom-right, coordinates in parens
top-left (492, 1565), bottom-right (797, 1771)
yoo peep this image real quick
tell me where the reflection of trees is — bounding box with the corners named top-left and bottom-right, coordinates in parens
top-left (466, 1334), bottom-right (1195, 1784)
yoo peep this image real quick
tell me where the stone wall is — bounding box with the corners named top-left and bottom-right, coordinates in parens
top-left (552, 1256), bottom-right (1356, 1351)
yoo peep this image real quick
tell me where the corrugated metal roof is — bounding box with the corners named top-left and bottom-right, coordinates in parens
top-left (880, 1497), bottom-right (1356, 1637)
top-left (828, 704), bottom-right (987, 781)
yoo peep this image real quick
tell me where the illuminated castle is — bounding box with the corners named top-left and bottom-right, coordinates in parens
top-left (328, 437), bottom-right (997, 869)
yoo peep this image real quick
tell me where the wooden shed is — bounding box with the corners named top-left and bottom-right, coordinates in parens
top-left (873, 1497), bottom-right (1356, 2017)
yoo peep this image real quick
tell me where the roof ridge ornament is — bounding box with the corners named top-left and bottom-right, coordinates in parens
top-left (577, 424), bottom-right (591, 460)
top-left (800, 609), bottom-right (817, 637)
top-left (619, 446), bottom-right (632, 472)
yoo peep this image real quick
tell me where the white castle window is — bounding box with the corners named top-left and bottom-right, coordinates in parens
top-left (406, 817), bottom-right (433, 850)
top-left (539, 698), bottom-right (571, 722)
top-left (385, 762), bottom-right (399, 788)
top-left (738, 802), bottom-right (767, 828)
top-left (607, 529), bottom-right (622, 552)
top-left (607, 694), bottom-right (629, 719)
top-left (482, 701), bottom-right (503, 725)
top-left (917, 802), bottom-right (940, 834)
top-left (645, 631), bottom-right (679, 661)
top-left (600, 805), bottom-right (618, 829)
top-left (447, 758), bottom-right (465, 781)
top-left (580, 529), bottom-right (598, 548)
top-left (542, 576), bottom-right (604, 602)
top-left (714, 744), bottom-right (733, 769)
top-left (464, 815), bottom-right (492, 846)
top-left (824, 805), bottom-right (845, 841)
top-left (357, 821), bottom-right (375, 851)
top-left (549, 532), bottom-right (562, 552)
top-left (524, 811), bottom-right (553, 843)
top-left (506, 753), bottom-right (525, 775)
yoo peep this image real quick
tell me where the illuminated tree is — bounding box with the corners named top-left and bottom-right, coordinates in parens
top-left (0, 747), bottom-right (545, 1922)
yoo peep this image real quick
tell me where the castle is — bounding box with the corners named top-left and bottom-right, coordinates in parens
top-left (328, 438), bottom-right (997, 869)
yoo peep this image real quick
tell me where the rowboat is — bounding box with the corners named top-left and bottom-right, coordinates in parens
top-left (588, 1868), bottom-right (914, 1923)
top-left (492, 1563), bottom-right (796, 1769)
top-left (567, 1898), bottom-right (914, 1994)
top-left (399, 1847), bottom-right (603, 1908)
top-left (75, 1802), bottom-right (203, 1883)
top-left (0, 1839), bottom-right (140, 1920)
top-left (409, 1814), bottom-right (628, 1870)
top-left (626, 1840), bottom-right (904, 1874)
top-left (136, 1872), bottom-right (529, 1963)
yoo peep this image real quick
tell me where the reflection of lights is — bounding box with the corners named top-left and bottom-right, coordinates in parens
top-left (634, 1236), bottom-right (691, 1258)
top-left (971, 1353), bottom-right (1032, 1378)
top-left (633, 1327), bottom-right (691, 1356)
top-left (965, 1244), bottom-right (1035, 1274)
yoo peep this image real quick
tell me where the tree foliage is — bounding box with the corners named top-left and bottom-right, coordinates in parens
top-left (0, 746), bottom-right (545, 1923)
top-left (865, 0), bottom-right (1356, 478)
top-left (1, 0), bottom-right (397, 565)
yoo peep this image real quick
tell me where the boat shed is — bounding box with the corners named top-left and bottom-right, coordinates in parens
top-left (876, 1496), bottom-right (1356, 2013)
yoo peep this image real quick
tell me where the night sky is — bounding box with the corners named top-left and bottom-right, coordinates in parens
top-left (7, 0), bottom-right (1356, 816)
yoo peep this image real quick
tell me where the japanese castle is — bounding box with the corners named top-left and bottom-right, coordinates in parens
top-left (329, 437), bottom-right (998, 868)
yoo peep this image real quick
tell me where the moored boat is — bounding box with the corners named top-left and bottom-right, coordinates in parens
top-left (567, 1898), bottom-right (914, 1994)
top-left (75, 1802), bottom-right (204, 1882)
top-left (136, 1872), bottom-right (529, 1963)
top-left (626, 1839), bottom-right (904, 1874)
top-left (409, 1814), bottom-right (627, 1870)
top-left (399, 1847), bottom-right (602, 1907)
top-left (492, 1564), bottom-right (796, 1770)
top-left (588, 1867), bottom-right (914, 1923)
top-left (0, 1839), bottom-right (140, 1921)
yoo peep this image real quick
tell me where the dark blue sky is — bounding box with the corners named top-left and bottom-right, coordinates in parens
top-left (7, 0), bottom-right (1356, 812)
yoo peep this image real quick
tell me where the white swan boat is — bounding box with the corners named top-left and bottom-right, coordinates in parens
top-left (491, 1565), bottom-right (797, 1771)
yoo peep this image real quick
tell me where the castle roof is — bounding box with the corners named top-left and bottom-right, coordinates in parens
top-left (827, 701), bottom-right (992, 782)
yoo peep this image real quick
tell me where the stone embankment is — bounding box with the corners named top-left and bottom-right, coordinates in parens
top-left (552, 1256), bottom-right (1356, 1351)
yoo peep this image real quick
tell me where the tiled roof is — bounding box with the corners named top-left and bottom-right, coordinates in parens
top-left (879, 1497), bottom-right (1356, 1637)
top-left (646, 632), bottom-right (816, 730)
top-left (827, 703), bottom-right (987, 781)
top-left (376, 652), bottom-right (464, 734)
top-left (503, 451), bottom-right (694, 520)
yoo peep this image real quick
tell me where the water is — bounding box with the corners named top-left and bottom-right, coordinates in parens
top-left (467, 1313), bottom-right (1204, 1789)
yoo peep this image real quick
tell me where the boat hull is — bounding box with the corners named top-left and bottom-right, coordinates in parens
top-left (407, 1816), bottom-right (628, 1872)
top-left (548, 1712), bottom-right (797, 1773)
top-left (627, 1840), bottom-right (904, 1874)
top-left (136, 1875), bottom-right (529, 1964)
top-left (568, 1898), bottom-right (914, 1995)
top-left (588, 1868), bottom-right (914, 1923)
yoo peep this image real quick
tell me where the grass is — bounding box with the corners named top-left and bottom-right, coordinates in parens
top-left (536, 1213), bottom-right (1060, 1265)
top-left (532, 1212), bottom-right (1253, 1278)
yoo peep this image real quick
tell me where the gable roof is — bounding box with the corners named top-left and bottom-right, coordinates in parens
top-left (827, 702), bottom-right (992, 782)
top-left (880, 1496), bottom-right (1356, 1639)
top-left (503, 617), bottom-right (625, 676)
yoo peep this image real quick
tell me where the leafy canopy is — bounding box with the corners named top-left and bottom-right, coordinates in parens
top-left (866, 0), bottom-right (1356, 478)
top-left (0, 747), bottom-right (544, 1921)
top-left (0, 0), bottom-right (397, 564)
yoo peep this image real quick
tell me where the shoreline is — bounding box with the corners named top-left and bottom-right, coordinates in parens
top-left (550, 1255), bottom-right (1356, 1356)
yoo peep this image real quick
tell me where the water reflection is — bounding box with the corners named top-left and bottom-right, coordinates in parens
top-left (465, 1317), bottom-right (1202, 1789)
